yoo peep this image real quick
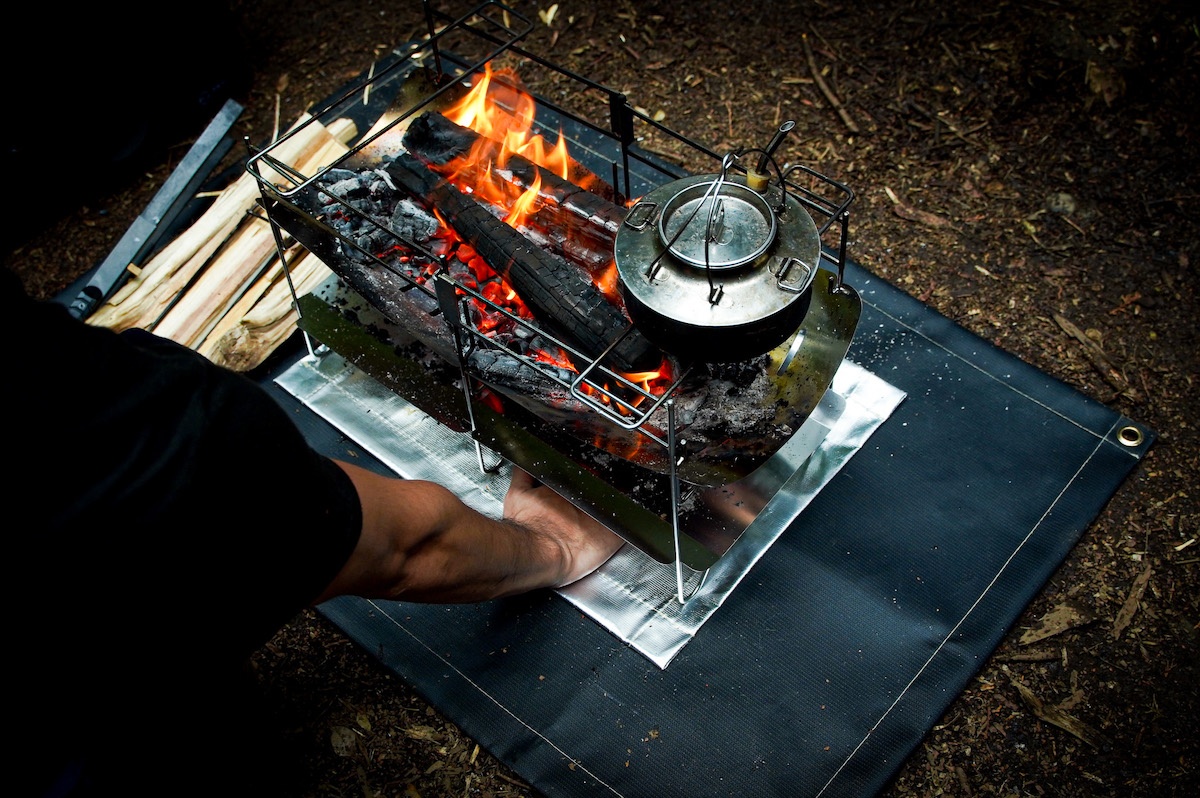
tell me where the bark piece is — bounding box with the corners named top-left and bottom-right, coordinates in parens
top-left (1053, 313), bottom-right (1134, 398)
top-left (1111, 564), bottom-right (1152, 640)
top-left (1010, 675), bottom-right (1109, 748)
top-left (1019, 602), bottom-right (1094, 646)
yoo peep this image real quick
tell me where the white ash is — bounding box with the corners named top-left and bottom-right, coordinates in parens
top-left (686, 371), bottom-right (775, 435)
top-left (314, 168), bottom-right (441, 259)
top-left (372, 167), bottom-right (397, 191)
top-left (391, 198), bottom-right (440, 242)
top-left (320, 176), bottom-right (369, 202)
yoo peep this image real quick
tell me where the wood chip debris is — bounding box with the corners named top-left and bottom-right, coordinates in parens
top-left (1052, 313), bottom-right (1137, 398)
top-left (884, 186), bottom-right (955, 229)
top-left (1111, 564), bottom-right (1152, 640)
top-left (802, 33), bottom-right (859, 133)
top-left (1019, 602), bottom-right (1094, 646)
top-left (1006, 669), bottom-right (1109, 748)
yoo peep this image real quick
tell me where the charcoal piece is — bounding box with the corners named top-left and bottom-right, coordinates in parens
top-left (472, 349), bottom-right (575, 391)
top-left (355, 229), bottom-right (393, 259)
top-left (386, 154), bottom-right (660, 373)
top-left (403, 112), bottom-right (473, 163)
top-left (389, 198), bottom-right (439, 243)
top-left (323, 176), bottom-right (368, 200)
top-left (408, 287), bottom-right (440, 315)
top-left (322, 168), bottom-right (359, 182)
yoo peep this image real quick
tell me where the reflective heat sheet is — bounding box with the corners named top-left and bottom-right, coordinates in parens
top-left (275, 353), bottom-right (903, 666)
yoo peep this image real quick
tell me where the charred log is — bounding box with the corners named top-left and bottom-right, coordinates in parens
top-left (403, 110), bottom-right (626, 208)
top-left (386, 154), bottom-right (659, 372)
top-left (403, 112), bottom-right (624, 280)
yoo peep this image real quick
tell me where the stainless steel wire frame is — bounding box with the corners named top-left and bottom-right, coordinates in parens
top-left (249, 0), bottom-right (857, 599)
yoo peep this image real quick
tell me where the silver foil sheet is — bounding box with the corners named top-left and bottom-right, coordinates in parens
top-left (276, 352), bottom-right (903, 667)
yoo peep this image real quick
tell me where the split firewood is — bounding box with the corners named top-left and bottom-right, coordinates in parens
top-left (386, 153), bottom-right (659, 372)
top-left (87, 115), bottom-right (357, 333)
top-left (196, 244), bottom-right (303, 356)
top-left (149, 118), bottom-right (353, 342)
top-left (150, 214), bottom-right (283, 347)
top-left (198, 248), bottom-right (332, 371)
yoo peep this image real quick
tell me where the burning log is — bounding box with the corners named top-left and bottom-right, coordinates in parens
top-left (404, 110), bottom-right (625, 225)
top-left (386, 153), bottom-right (659, 373)
top-left (403, 111), bottom-right (624, 282)
top-left (407, 63), bottom-right (625, 207)
top-left (270, 64), bottom-right (834, 487)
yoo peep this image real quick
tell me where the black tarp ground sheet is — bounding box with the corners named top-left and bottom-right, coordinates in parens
top-left (270, 255), bottom-right (1152, 798)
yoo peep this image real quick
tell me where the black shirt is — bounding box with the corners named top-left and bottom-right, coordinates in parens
top-left (4, 270), bottom-right (362, 795)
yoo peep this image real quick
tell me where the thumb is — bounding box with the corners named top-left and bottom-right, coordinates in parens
top-left (508, 467), bottom-right (536, 495)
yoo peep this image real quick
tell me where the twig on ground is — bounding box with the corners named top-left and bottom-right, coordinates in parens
top-left (803, 34), bottom-right (859, 133)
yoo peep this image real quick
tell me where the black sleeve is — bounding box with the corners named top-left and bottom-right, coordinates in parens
top-left (3, 269), bottom-right (362, 661)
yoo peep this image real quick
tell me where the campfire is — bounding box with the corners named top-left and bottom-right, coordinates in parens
top-left (253, 21), bottom-right (856, 515)
top-left (242, 2), bottom-right (861, 569)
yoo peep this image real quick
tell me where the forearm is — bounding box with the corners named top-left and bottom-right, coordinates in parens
top-left (316, 460), bottom-right (574, 604)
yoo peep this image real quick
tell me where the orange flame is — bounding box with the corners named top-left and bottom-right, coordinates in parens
top-left (444, 64), bottom-right (570, 209)
top-left (504, 171), bottom-right (542, 229)
top-left (446, 63), bottom-right (543, 167)
top-left (432, 62), bottom-right (675, 407)
top-left (595, 261), bottom-right (621, 303)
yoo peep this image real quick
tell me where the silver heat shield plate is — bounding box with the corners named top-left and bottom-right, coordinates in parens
top-left (276, 352), bottom-right (903, 667)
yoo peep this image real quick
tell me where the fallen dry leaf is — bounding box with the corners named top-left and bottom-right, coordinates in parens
top-left (330, 726), bottom-right (358, 757)
top-left (403, 724), bottom-right (442, 742)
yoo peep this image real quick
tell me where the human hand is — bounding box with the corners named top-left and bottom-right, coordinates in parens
top-left (503, 468), bottom-right (624, 586)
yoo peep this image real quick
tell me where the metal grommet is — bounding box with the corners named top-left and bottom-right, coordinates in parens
top-left (1117, 425), bottom-right (1145, 448)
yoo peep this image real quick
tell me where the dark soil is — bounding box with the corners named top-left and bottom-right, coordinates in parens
top-left (5, 1), bottom-right (1197, 796)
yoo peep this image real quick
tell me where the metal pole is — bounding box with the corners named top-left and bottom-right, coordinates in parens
top-left (668, 399), bottom-right (686, 604)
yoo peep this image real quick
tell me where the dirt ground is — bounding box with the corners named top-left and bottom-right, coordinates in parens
top-left (5, 1), bottom-right (1197, 796)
